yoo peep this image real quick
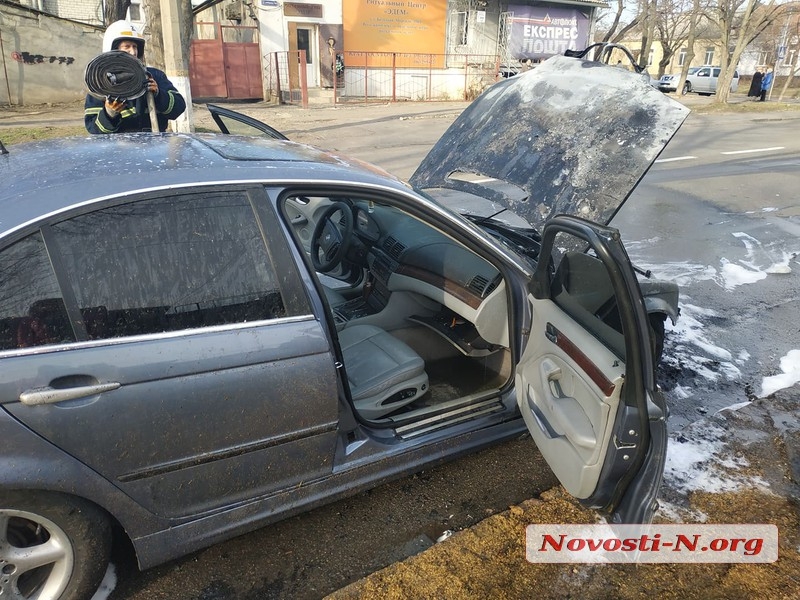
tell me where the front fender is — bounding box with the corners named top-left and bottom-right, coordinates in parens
top-left (638, 278), bottom-right (680, 324)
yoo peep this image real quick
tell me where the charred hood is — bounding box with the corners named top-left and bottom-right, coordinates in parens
top-left (410, 54), bottom-right (690, 229)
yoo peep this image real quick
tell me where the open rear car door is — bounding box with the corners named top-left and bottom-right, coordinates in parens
top-left (206, 103), bottom-right (288, 140)
top-left (517, 214), bottom-right (668, 524)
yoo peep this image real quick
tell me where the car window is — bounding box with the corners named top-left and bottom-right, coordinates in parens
top-left (48, 190), bottom-right (302, 340)
top-left (698, 68), bottom-right (710, 77)
top-left (713, 68), bottom-right (721, 77)
top-left (549, 236), bottom-right (625, 360)
top-left (0, 232), bottom-right (76, 350)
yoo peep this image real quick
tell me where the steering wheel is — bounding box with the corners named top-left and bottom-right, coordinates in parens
top-left (311, 201), bottom-right (354, 273)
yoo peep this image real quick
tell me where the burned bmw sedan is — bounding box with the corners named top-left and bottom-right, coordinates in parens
top-left (0, 53), bottom-right (687, 600)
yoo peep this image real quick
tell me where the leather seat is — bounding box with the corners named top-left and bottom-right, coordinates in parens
top-left (339, 324), bottom-right (428, 419)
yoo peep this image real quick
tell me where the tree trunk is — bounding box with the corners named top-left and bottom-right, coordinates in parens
top-left (602, 0), bottom-right (627, 43)
top-left (676, 0), bottom-right (700, 95)
top-left (179, 0), bottom-right (194, 60)
top-left (104, 0), bottom-right (131, 26)
top-left (141, 0), bottom-right (164, 70)
top-left (778, 65), bottom-right (799, 100)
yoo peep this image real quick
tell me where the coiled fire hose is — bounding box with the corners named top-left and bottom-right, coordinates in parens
top-left (84, 50), bottom-right (159, 132)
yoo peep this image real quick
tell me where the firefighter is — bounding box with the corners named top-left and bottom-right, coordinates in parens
top-left (84, 20), bottom-right (185, 134)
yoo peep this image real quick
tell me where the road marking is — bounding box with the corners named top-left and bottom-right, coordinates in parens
top-left (721, 146), bottom-right (785, 155)
top-left (655, 156), bottom-right (697, 163)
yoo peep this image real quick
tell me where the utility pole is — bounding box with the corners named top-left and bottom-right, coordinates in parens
top-left (160, 0), bottom-right (193, 132)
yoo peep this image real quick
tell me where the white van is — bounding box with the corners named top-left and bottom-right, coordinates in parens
top-left (683, 66), bottom-right (740, 95)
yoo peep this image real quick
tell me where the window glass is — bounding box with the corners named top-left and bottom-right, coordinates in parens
top-left (549, 234), bottom-right (625, 360)
top-left (0, 233), bottom-right (75, 350)
top-left (51, 191), bottom-right (293, 340)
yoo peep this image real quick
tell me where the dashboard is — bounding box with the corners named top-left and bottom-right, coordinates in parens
top-left (350, 200), bottom-right (509, 348)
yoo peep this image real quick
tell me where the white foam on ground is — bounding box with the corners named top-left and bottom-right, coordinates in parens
top-left (664, 423), bottom-right (771, 495)
top-left (662, 303), bottom-right (741, 383)
top-left (760, 349), bottom-right (800, 398)
top-left (90, 563), bottom-right (116, 600)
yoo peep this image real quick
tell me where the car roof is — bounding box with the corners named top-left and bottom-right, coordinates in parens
top-left (0, 133), bottom-right (409, 239)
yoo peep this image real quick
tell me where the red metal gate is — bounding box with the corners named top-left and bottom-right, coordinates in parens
top-left (190, 23), bottom-right (262, 100)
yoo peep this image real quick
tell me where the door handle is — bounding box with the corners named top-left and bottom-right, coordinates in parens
top-left (19, 382), bottom-right (121, 406)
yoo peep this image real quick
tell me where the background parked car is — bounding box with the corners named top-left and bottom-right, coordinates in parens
top-left (657, 73), bottom-right (679, 93)
top-left (682, 66), bottom-right (740, 95)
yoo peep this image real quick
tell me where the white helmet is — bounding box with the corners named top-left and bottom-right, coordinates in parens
top-left (103, 20), bottom-right (145, 59)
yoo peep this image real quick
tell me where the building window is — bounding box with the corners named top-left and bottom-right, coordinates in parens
top-left (128, 0), bottom-right (142, 23)
top-left (455, 11), bottom-right (468, 45)
top-left (704, 47), bottom-right (715, 64)
top-left (678, 48), bottom-right (687, 66)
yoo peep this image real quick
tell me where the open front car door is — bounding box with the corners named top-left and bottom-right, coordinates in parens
top-left (517, 215), bottom-right (667, 524)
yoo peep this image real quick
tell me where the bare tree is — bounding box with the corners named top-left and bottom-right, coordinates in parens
top-left (141, 0), bottom-right (164, 69)
top-left (675, 0), bottom-right (702, 94)
top-left (711, 0), bottom-right (785, 102)
top-left (104, 0), bottom-right (132, 25)
top-left (602, 0), bottom-right (632, 41)
top-left (653, 0), bottom-right (696, 78)
top-left (778, 15), bottom-right (800, 99)
top-left (596, 0), bottom-right (645, 45)
top-left (639, 0), bottom-right (660, 70)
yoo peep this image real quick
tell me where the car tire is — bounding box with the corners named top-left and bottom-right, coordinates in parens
top-left (0, 491), bottom-right (112, 600)
top-left (682, 82), bottom-right (691, 95)
top-left (649, 313), bottom-right (667, 365)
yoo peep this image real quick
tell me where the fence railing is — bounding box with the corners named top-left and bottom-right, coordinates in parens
top-left (334, 52), bottom-right (502, 104)
top-left (265, 51), bottom-right (308, 108)
top-left (265, 51), bottom-right (506, 106)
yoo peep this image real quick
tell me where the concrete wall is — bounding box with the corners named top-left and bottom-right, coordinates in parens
top-left (0, 2), bottom-right (103, 105)
top-left (32, 0), bottom-right (104, 25)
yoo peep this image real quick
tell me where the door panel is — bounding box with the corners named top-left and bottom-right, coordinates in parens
top-left (190, 39), bottom-right (227, 98)
top-left (517, 298), bottom-right (625, 498)
top-left (296, 26), bottom-right (318, 87)
top-left (223, 42), bottom-right (263, 99)
top-left (288, 23), bottom-right (317, 88)
top-left (518, 216), bottom-right (667, 523)
top-left (3, 322), bottom-right (338, 518)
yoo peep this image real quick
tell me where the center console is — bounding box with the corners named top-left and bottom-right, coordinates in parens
top-left (333, 249), bottom-right (397, 326)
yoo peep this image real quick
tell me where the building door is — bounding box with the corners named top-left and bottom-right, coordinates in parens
top-left (190, 23), bottom-right (263, 100)
top-left (288, 23), bottom-right (318, 88)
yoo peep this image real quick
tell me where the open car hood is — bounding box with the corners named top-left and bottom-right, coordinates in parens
top-left (410, 54), bottom-right (689, 229)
